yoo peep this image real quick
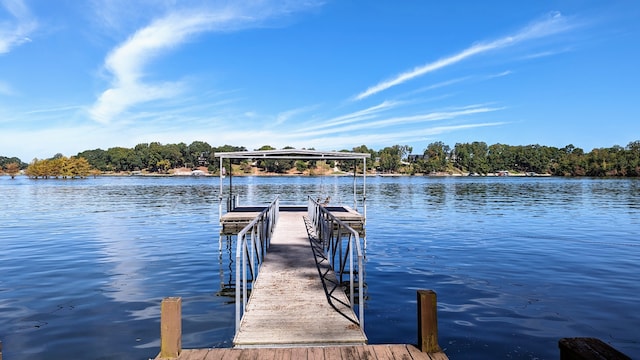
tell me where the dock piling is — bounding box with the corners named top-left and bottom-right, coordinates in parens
top-left (417, 290), bottom-right (442, 354)
top-left (159, 297), bottom-right (182, 359)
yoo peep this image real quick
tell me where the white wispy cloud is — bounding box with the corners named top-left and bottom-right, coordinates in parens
top-left (304, 100), bottom-right (403, 131)
top-left (519, 47), bottom-right (572, 60)
top-left (293, 105), bottom-right (503, 138)
top-left (275, 104), bottom-right (319, 126)
top-left (89, 1), bottom-right (323, 124)
top-left (0, 0), bottom-right (37, 54)
top-left (226, 121), bottom-right (507, 152)
top-left (354, 11), bottom-right (575, 100)
top-left (487, 70), bottom-right (513, 79)
top-left (25, 104), bottom-right (85, 114)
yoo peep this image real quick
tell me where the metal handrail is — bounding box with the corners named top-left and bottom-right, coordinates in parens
top-left (307, 197), bottom-right (365, 329)
top-left (235, 195), bottom-right (280, 333)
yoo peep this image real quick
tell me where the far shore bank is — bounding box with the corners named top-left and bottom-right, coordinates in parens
top-left (94, 170), bottom-right (554, 178)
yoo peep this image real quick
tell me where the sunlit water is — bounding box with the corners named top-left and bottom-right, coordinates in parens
top-left (1, 175), bottom-right (638, 359)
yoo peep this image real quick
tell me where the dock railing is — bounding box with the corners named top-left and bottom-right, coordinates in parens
top-left (235, 195), bottom-right (280, 333)
top-left (308, 197), bottom-right (365, 329)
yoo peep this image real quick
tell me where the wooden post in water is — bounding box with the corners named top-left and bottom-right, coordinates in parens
top-left (1, 339), bottom-right (3, 360)
top-left (417, 290), bottom-right (442, 353)
top-left (160, 297), bottom-right (182, 359)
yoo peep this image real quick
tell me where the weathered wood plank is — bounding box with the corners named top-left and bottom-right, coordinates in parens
top-left (322, 346), bottom-right (344, 360)
top-left (273, 347), bottom-right (292, 360)
top-left (559, 338), bottom-right (631, 360)
top-left (387, 344), bottom-right (413, 360)
top-left (372, 345), bottom-right (396, 359)
top-left (161, 345), bottom-right (448, 360)
top-left (241, 348), bottom-right (272, 360)
top-left (233, 212), bottom-right (367, 347)
top-left (308, 346), bottom-right (325, 360)
top-left (204, 348), bottom-right (233, 360)
top-left (289, 347), bottom-right (308, 360)
top-left (177, 349), bottom-right (207, 360)
top-left (354, 345), bottom-right (377, 360)
top-left (426, 351), bottom-right (450, 360)
top-left (339, 345), bottom-right (360, 359)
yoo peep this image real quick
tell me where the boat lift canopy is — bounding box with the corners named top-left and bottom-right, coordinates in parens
top-left (214, 149), bottom-right (371, 216)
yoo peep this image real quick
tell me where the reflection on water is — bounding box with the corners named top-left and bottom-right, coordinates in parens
top-left (1, 176), bottom-right (639, 359)
top-left (217, 235), bottom-right (236, 301)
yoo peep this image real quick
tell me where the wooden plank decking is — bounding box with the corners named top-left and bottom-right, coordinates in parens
top-left (233, 211), bottom-right (367, 347)
top-left (163, 344), bottom-right (448, 359)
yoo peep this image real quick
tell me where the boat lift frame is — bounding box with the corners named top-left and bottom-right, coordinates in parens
top-left (214, 149), bottom-right (371, 219)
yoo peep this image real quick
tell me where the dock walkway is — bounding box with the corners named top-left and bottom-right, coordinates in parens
top-left (233, 210), bottom-right (367, 347)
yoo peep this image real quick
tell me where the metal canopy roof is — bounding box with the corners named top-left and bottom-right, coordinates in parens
top-left (214, 149), bottom-right (371, 160)
top-left (215, 148), bottom-right (369, 220)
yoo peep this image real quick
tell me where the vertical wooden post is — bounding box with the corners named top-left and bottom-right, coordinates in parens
top-left (417, 290), bottom-right (442, 353)
top-left (160, 297), bottom-right (182, 359)
top-left (1, 339), bottom-right (3, 360)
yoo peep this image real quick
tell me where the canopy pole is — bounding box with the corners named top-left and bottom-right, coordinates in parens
top-left (363, 157), bottom-right (367, 220)
top-left (352, 160), bottom-right (357, 210)
top-left (218, 157), bottom-right (223, 220)
top-left (229, 158), bottom-right (232, 207)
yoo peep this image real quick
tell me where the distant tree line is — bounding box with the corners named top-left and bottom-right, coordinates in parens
top-left (76, 142), bottom-right (246, 173)
top-left (411, 141), bottom-right (640, 177)
top-left (2, 140), bottom-right (640, 178)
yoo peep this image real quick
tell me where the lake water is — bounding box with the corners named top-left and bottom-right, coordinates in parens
top-left (1, 175), bottom-right (639, 359)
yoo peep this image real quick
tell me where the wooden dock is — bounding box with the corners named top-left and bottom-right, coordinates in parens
top-left (233, 210), bottom-right (367, 347)
top-left (159, 344), bottom-right (448, 359)
top-left (156, 203), bottom-right (449, 360)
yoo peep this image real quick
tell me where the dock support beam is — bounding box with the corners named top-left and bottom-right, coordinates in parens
top-left (160, 297), bottom-right (182, 359)
top-left (417, 290), bottom-right (442, 354)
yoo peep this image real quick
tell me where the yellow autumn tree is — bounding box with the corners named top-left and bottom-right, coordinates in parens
top-left (4, 162), bottom-right (20, 179)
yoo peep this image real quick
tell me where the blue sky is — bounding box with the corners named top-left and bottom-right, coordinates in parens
top-left (1, 0), bottom-right (639, 161)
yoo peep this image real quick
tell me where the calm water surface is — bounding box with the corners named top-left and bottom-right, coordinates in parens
top-left (1, 175), bottom-right (638, 359)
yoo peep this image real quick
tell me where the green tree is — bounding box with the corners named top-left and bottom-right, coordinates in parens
top-left (487, 143), bottom-right (514, 172)
top-left (349, 145), bottom-right (376, 172)
top-left (454, 142), bottom-right (488, 174)
top-left (161, 143), bottom-right (184, 169)
top-left (106, 147), bottom-right (136, 172)
top-left (378, 145), bottom-right (412, 173)
top-left (625, 141), bottom-right (640, 176)
top-left (254, 145), bottom-right (277, 172)
top-left (77, 149), bottom-right (108, 171)
top-left (421, 141), bottom-right (450, 173)
top-left (188, 141), bottom-right (213, 168)
top-left (295, 160), bottom-right (308, 172)
top-left (156, 159), bottom-right (171, 174)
